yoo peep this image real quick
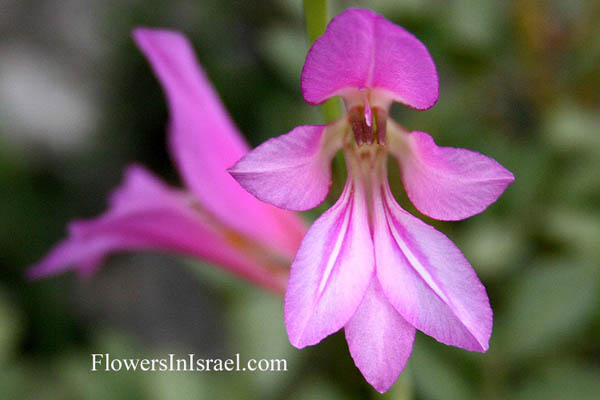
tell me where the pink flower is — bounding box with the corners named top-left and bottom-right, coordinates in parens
top-left (229, 9), bottom-right (514, 392)
top-left (27, 28), bottom-right (306, 294)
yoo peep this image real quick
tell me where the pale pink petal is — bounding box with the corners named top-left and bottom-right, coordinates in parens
top-left (301, 8), bottom-right (438, 109)
top-left (285, 178), bottom-right (374, 348)
top-left (374, 183), bottom-right (492, 352)
top-left (389, 127), bottom-right (515, 221)
top-left (345, 278), bottom-right (416, 393)
top-left (27, 165), bottom-right (286, 293)
top-left (133, 28), bottom-right (305, 256)
top-left (229, 124), bottom-right (342, 211)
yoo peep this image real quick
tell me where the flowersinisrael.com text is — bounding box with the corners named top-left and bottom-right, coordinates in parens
top-left (91, 353), bottom-right (287, 373)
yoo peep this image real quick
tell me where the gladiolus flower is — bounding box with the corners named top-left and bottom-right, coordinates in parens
top-left (230, 9), bottom-right (514, 392)
top-left (27, 28), bottom-right (306, 293)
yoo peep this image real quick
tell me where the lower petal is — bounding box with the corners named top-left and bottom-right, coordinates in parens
top-left (374, 183), bottom-right (492, 352)
top-left (284, 178), bottom-right (374, 348)
top-left (345, 278), bottom-right (416, 393)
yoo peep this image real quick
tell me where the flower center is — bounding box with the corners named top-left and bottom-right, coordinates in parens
top-left (347, 102), bottom-right (388, 146)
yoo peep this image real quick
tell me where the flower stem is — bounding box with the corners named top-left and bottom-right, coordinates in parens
top-left (302, 0), bottom-right (345, 206)
top-left (302, 0), bottom-right (342, 123)
top-left (303, 0), bottom-right (328, 45)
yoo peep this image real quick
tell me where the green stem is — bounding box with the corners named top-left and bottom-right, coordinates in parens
top-left (303, 0), bottom-right (345, 204)
top-left (303, 0), bottom-right (328, 45)
top-left (302, 0), bottom-right (342, 123)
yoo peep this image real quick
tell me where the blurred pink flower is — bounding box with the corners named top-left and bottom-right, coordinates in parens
top-left (27, 28), bottom-right (306, 293)
top-left (230, 9), bottom-right (514, 392)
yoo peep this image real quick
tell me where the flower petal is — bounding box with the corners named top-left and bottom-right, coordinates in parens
top-left (133, 28), bottom-right (305, 256)
top-left (301, 8), bottom-right (438, 109)
top-left (285, 178), bottom-right (374, 348)
top-left (389, 126), bottom-right (515, 221)
top-left (27, 165), bottom-right (287, 293)
top-left (345, 278), bottom-right (416, 393)
top-left (374, 183), bottom-right (492, 352)
top-left (229, 123), bottom-right (343, 211)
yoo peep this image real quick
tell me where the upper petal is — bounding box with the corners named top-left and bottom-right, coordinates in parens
top-left (301, 8), bottom-right (438, 109)
top-left (345, 278), bottom-right (416, 393)
top-left (374, 182), bottom-right (492, 352)
top-left (389, 126), bottom-right (515, 221)
top-left (284, 178), bottom-right (374, 348)
top-left (27, 165), bottom-right (287, 293)
top-left (228, 123), bottom-right (343, 211)
top-left (133, 28), bottom-right (305, 256)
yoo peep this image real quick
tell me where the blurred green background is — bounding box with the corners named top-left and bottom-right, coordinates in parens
top-left (1, 0), bottom-right (599, 399)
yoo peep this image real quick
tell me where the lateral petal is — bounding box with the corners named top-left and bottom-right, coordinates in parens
top-left (27, 165), bottom-right (286, 293)
top-left (345, 278), bottom-right (416, 393)
top-left (389, 126), bottom-right (515, 221)
top-left (374, 183), bottom-right (492, 352)
top-left (285, 178), bottom-right (374, 348)
top-left (229, 123), bottom-right (343, 211)
top-left (133, 28), bottom-right (305, 256)
top-left (301, 8), bottom-right (438, 109)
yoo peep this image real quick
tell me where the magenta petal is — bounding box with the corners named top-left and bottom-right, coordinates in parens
top-left (301, 8), bottom-right (438, 109)
top-left (27, 165), bottom-right (286, 292)
top-left (374, 183), bottom-right (492, 352)
top-left (345, 278), bottom-right (416, 393)
top-left (229, 124), bottom-right (342, 211)
top-left (284, 179), bottom-right (374, 348)
top-left (391, 129), bottom-right (515, 221)
top-left (27, 234), bottom-right (117, 279)
top-left (133, 28), bottom-right (305, 256)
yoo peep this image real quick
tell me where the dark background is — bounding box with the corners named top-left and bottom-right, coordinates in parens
top-left (1, 0), bottom-right (599, 399)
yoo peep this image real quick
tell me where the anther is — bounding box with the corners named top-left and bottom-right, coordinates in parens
top-left (349, 106), bottom-right (373, 146)
top-left (373, 107), bottom-right (387, 145)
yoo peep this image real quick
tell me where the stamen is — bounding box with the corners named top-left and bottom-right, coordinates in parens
top-left (373, 107), bottom-right (387, 145)
top-left (349, 106), bottom-right (373, 146)
top-left (349, 107), bottom-right (364, 145)
top-left (364, 118), bottom-right (374, 144)
top-left (364, 97), bottom-right (372, 127)
top-left (363, 96), bottom-right (374, 143)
